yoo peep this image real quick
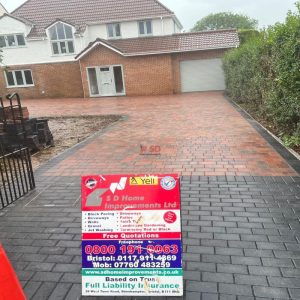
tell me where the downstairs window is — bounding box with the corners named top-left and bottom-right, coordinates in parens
top-left (5, 70), bottom-right (34, 87)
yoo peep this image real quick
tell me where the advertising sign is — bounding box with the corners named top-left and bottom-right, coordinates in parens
top-left (81, 174), bottom-right (183, 296)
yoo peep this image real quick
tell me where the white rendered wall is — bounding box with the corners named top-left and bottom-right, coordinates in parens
top-left (0, 16), bottom-right (31, 35)
top-left (87, 17), bottom-right (177, 41)
top-left (88, 24), bottom-right (107, 41)
top-left (161, 18), bottom-right (175, 35)
top-left (0, 16), bottom-right (87, 65)
top-left (0, 16), bottom-right (180, 65)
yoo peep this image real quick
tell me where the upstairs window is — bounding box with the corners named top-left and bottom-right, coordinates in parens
top-left (5, 70), bottom-right (34, 87)
top-left (107, 23), bottom-right (121, 39)
top-left (49, 22), bottom-right (74, 55)
top-left (0, 34), bottom-right (26, 48)
top-left (138, 20), bottom-right (152, 36)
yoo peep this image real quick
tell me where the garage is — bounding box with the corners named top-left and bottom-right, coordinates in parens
top-left (180, 58), bottom-right (226, 92)
top-left (77, 30), bottom-right (238, 97)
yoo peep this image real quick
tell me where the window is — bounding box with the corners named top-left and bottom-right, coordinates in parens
top-left (5, 70), bottom-right (34, 87)
top-left (138, 20), bottom-right (152, 36)
top-left (0, 34), bottom-right (26, 48)
top-left (107, 23), bottom-right (121, 39)
top-left (49, 22), bottom-right (75, 55)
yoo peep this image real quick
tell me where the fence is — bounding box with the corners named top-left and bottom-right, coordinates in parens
top-left (0, 93), bottom-right (35, 209)
top-left (0, 147), bottom-right (35, 209)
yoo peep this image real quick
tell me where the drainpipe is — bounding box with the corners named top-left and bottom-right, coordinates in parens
top-left (160, 16), bottom-right (164, 35)
top-left (79, 59), bottom-right (86, 99)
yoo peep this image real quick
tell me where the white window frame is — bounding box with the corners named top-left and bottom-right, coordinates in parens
top-left (48, 22), bottom-right (75, 56)
top-left (5, 69), bottom-right (34, 88)
top-left (0, 33), bottom-right (26, 48)
top-left (138, 20), bottom-right (152, 36)
top-left (107, 23), bottom-right (122, 39)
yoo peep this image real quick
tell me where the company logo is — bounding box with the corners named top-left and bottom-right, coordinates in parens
top-left (130, 176), bottom-right (158, 186)
top-left (86, 188), bottom-right (108, 207)
top-left (164, 211), bottom-right (177, 223)
top-left (110, 177), bottom-right (127, 194)
top-left (160, 176), bottom-right (176, 190)
top-left (85, 178), bottom-right (97, 189)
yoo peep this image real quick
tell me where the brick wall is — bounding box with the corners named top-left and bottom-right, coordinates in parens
top-left (0, 48), bottom-right (228, 99)
top-left (0, 62), bottom-right (83, 99)
top-left (80, 46), bottom-right (227, 97)
top-left (79, 45), bottom-right (174, 97)
top-left (171, 49), bottom-right (227, 93)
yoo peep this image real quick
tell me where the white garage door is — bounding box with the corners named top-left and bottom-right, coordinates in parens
top-left (180, 58), bottom-right (226, 92)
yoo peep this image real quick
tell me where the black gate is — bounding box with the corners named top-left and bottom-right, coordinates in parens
top-left (0, 93), bottom-right (35, 210)
top-left (0, 147), bottom-right (35, 209)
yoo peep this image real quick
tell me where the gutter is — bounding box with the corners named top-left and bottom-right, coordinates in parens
top-left (86, 15), bottom-right (173, 26)
top-left (121, 46), bottom-right (237, 57)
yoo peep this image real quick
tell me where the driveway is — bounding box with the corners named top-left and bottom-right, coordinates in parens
top-left (0, 92), bottom-right (299, 299)
top-left (24, 91), bottom-right (296, 177)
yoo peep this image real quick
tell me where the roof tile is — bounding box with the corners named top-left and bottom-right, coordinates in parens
top-left (76, 29), bottom-right (240, 58)
top-left (12, 0), bottom-right (173, 38)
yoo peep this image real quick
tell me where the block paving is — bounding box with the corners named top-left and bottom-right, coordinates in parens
top-left (21, 92), bottom-right (296, 177)
top-left (1, 174), bottom-right (300, 299)
top-left (0, 92), bottom-right (299, 299)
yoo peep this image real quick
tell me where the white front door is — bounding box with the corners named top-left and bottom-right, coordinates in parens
top-left (87, 65), bottom-right (125, 97)
top-left (99, 67), bottom-right (114, 96)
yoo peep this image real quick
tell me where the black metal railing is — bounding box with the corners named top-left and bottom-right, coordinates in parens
top-left (0, 93), bottom-right (35, 209)
top-left (0, 147), bottom-right (35, 209)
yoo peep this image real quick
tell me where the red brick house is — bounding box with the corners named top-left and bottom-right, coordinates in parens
top-left (0, 0), bottom-right (239, 98)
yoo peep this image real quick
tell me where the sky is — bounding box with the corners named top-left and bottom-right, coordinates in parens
top-left (1, 0), bottom-right (298, 31)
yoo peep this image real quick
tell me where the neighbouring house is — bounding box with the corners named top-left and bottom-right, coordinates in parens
top-left (0, 3), bottom-right (7, 16)
top-left (0, 0), bottom-right (239, 99)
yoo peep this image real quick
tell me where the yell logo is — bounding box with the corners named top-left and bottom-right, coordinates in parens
top-left (130, 176), bottom-right (158, 186)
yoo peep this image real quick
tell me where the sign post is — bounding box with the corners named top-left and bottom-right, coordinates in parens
top-left (81, 174), bottom-right (183, 296)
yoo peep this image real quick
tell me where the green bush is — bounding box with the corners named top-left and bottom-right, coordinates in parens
top-left (238, 29), bottom-right (260, 44)
top-left (223, 2), bottom-right (300, 147)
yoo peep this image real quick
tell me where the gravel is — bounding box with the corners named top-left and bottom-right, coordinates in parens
top-left (31, 115), bottom-right (122, 170)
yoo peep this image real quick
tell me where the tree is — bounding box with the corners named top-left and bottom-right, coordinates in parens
top-left (238, 29), bottom-right (260, 44)
top-left (192, 12), bottom-right (258, 31)
top-left (223, 1), bottom-right (300, 147)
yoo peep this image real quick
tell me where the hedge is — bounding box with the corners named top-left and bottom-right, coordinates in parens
top-left (223, 2), bottom-right (300, 146)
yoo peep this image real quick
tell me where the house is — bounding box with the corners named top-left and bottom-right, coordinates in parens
top-left (0, 3), bottom-right (7, 16)
top-left (0, 0), bottom-right (239, 99)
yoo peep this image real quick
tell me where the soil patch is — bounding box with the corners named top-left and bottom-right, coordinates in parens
top-left (31, 115), bottom-right (122, 170)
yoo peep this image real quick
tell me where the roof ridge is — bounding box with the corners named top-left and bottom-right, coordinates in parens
top-left (102, 29), bottom-right (238, 43)
top-left (176, 28), bottom-right (238, 36)
top-left (107, 34), bottom-right (175, 42)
